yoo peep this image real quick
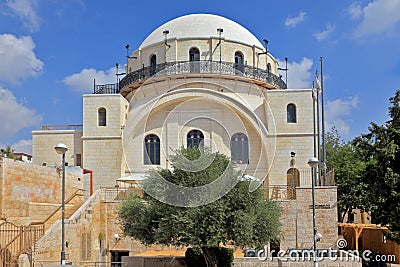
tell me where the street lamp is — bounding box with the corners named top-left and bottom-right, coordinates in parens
top-left (308, 157), bottom-right (319, 267)
top-left (125, 44), bottom-right (137, 74)
top-left (55, 143), bottom-right (68, 265)
top-left (115, 63), bottom-right (126, 88)
top-left (217, 28), bottom-right (223, 63)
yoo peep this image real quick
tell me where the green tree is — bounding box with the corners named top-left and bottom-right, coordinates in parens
top-left (119, 147), bottom-right (281, 266)
top-left (325, 127), bottom-right (366, 222)
top-left (0, 146), bottom-right (15, 159)
top-left (353, 90), bottom-right (400, 242)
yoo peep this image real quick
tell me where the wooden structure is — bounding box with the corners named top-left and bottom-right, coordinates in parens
top-left (339, 222), bottom-right (399, 263)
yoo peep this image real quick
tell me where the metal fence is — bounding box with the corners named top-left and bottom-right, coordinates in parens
top-left (0, 222), bottom-right (44, 267)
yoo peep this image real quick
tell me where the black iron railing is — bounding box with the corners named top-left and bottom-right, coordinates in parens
top-left (93, 60), bottom-right (287, 94)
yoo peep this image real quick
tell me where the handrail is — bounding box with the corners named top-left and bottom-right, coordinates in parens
top-left (94, 60), bottom-right (287, 94)
top-left (30, 188), bottom-right (85, 226)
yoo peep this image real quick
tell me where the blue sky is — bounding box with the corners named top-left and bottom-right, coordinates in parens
top-left (1, 0), bottom-right (400, 154)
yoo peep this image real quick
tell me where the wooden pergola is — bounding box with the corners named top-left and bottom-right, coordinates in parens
top-left (338, 222), bottom-right (389, 251)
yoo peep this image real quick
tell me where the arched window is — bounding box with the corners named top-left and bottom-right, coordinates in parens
top-left (231, 133), bottom-right (249, 164)
top-left (144, 134), bottom-right (160, 165)
top-left (150, 55), bottom-right (157, 76)
top-left (267, 63), bottom-right (271, 74)
top-left (98, 108), bottom-right (106, 126)
top-left (287, 103), bottom-right (297, 123)
top-left (234, 51), bottom-right (244, 74)
top-left (187, 129), bottom-right (204, 148)
top-left (189, 47), bottom-right (200, 73)
top-left (287, 168), bottom-right (300, 199)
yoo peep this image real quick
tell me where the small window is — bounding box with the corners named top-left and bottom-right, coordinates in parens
top-left (287, 103), bottom-right (297, 123)
top-left (76, 154), bottom-right (82, 166)
top-left (150, 55), bottom-right (157, 76)
top-left (144, 134), bottom-right (160, 165)
top-left (234, 51), bottom-right (244, 73)
top-left (98, 108), bottom-right (106, 126)
top-left (267, 63), bottom-right (271, 73)
top-left (189, 47), bottom-right (200, 61)
top-left (189, 47), bottom-right (200, 73)
top-left (187, 129), bottom-right (204, 148)
top-left (231, 133), bottom-right (249, 164)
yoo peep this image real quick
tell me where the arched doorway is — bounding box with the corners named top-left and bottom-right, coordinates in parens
top-left (287, 168), bottom-right (300, 199)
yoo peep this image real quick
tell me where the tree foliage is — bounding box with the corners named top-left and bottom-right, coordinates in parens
top-left (0, 146), bottom-right (15, 159)
top-left (352, 90), bottom-right (400, 242)
top-left (119, 147), bottom-right (281, 266)
top-left (325, 127), bottom-right (366, 222)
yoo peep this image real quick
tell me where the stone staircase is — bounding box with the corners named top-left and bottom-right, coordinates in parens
top-left (32, 189), bottom-right (103, 266)
top-left (0, 189), bottom-right (85, 267)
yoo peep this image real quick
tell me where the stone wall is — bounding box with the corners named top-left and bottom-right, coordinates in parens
top-left (32, 129), bottom-right (83, 167)
top-left (32, 186), bottom-right (339, 266)
top-left (32, 189), bottom-right (149, 266)
top-left (0, 157), bottom-right (83, 224)
top-left (279, 186), bottom-right (338, 250)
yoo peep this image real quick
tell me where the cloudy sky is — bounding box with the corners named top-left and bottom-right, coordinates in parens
top-left (1, 0), bottom-right (400, 154)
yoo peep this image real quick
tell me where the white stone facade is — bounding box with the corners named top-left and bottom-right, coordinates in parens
top-left (27, 14), bottom-right (338, 261)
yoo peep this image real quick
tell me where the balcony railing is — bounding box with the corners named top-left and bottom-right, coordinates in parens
top-left (93, 60), bottom-right (287, 94)
top-left (41, 124), bottom-right (83, 130)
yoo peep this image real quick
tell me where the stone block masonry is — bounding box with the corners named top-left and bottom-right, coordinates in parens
top-left (0, 157), bottom-right (83, 224)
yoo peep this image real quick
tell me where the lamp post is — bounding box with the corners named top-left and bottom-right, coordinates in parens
top-left (308, 157), bottom-right (319, 267)
top-left (125, 44), bottom-right (137, 75)
top-left (55, 143), bottom-right (68, 265)
top-left (217, 28), bottom-right (223, 63)
top-left (115, 63), bottom-right (126, 90)
top-left (163, 30), bottom-right (170, 62)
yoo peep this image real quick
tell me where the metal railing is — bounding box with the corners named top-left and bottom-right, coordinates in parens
top-left (94, 60), bottom-right (287, 94)
top-left (101, 187), bottom-right (143, 203)
top-left (0, 189), bottom-right (84, 267)
top-left (41, 124), bottom-right (83, 131)
top-left (0, 222), bottom-right (44, 267)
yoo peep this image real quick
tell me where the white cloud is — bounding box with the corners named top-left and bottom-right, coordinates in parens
top-left (314, 24), bottom-right (335, 41)
top-left (326, 96), bottom-right (359, 135)
top-left (11, 139), bottom-right (32, 154)
top-left (354, 0), bottom-right (400, 38)
top-left (5, 0), bottom-right (40, 32)
top-left (278, 57), bottom-right (313, 88)
top-left (63, 67), bottom-right (118, 93)
top-left (0, 87), bottom-right (42, 138)
top-left (0, 34), bottom-right (43, 83)
top-left (347, 2), bottom-right (363, 19)
top-left (285, 11), bottom-right (307, 28)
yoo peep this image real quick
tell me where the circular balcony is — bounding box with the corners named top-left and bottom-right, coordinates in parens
top-left (94, 60), bottom-right (287, 95)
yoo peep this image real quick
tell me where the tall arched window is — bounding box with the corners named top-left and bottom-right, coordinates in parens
top-left (187, 129), bottom-right (204, 148)
top-left (150, 55), bottom-right (157, 76)
top-left (144, 134), bottom-right (160, 165)
top-left (234, 51), bottom-right (244, 74)
top-left (287, 103), bottom-right (297, 123)
top-left (287, 168), bottom-right (300, 199)
top-left (267, 63), bottom-right (271, 74)
top-left (98, 108), bottom-right (106, 126)
top-left (231, 133), bottom-right (249, 164)
top-left (189, 47), bottom-right (200, 73)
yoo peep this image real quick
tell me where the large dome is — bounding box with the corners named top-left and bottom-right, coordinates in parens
top-left (139, 14), bottom-right (264, 49)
